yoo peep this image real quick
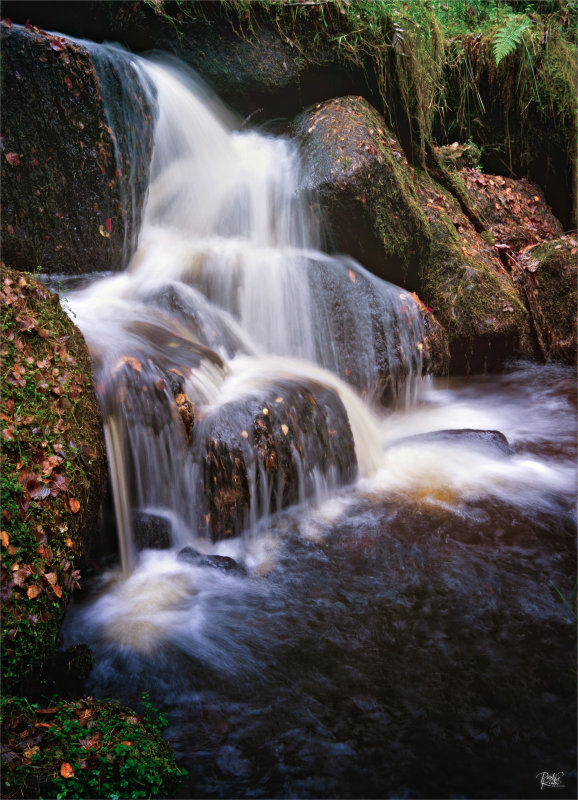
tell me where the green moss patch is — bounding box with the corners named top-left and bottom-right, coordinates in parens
top-left (1, 268), bottom-right (106, 693)
top-left (1, 693), bottom-right (185, 799)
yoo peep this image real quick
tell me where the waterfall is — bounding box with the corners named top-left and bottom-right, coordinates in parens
top-left (67, 48), bottom-right (428, 570)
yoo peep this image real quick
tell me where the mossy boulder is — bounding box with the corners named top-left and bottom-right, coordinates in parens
top-left (0, 22), bottom-right (154, 275)
top-left (460, 169), bottom-right (564, 253)
top-left (515, 237), bottom-right (577, 364)
top-left (291, 96), bottom-right (432, 288)
top-left (1, 268), bottom-right (107, 694)
top-left (415, 172), bottom-right (527, 374)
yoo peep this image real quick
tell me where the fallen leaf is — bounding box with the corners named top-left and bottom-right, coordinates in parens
top-left (44, 572), bottom-right (58, 585)
top-left (98, 225), bottom-right (110, 238)
top-left (5, 152), bottom-right (20, 166)
top-left (60, 762), bottom-right (75, 779)
top-left (348, 270), bottom-right (356, 283)
top-left (27, 585), bottom-right (42, 599)
top-left (112, 355), bottom-right (142, 375)
top-left (281, 424), bottom-right (289, 436)
top-left (65, 77), bottom-right (72, 89)
top-left (105, 217), bottom-right (112, 233)
top-left (53, 584), bottom-right (63, 598)
top-left (65, 497), bottom-right (81, 514)
top-left (1, 531), bottom-right (9, 548)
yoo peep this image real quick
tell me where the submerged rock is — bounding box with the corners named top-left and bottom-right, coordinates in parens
top-left (193, 381), bottom-right (356, 541)
top-left (393, 428), bottom-right (514, 456)
top-left (0, 23), bottom-right (154, 275)
top-left (177, 546), bottom-right (242, 574)
top-left (291, 96), bottom-right (431, 288)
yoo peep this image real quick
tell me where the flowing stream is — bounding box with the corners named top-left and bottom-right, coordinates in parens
top-left (60, 46), bottom-right (576, 799)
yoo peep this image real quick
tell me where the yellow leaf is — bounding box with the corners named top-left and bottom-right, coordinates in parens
top-left (281, 424), bottom-right (289, 436)
top-left (175, 393), bottom-right (185, 405)
top-left (241, 430), bottom-right (249, 439)
top-left (98, 225), bottom-right (110, 238)
top-left (275, 397), bottom-right (284, 403)
top-left (262, 408), bottom-right (269, 415)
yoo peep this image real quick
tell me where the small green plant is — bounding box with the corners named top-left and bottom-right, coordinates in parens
top-left (1, 694), bottom-right (186, 799)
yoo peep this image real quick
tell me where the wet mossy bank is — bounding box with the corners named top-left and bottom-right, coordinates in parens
top-left (0, 270), bottom-right (183, 798)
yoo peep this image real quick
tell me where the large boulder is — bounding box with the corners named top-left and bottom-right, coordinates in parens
top-left (291, 96), bottom-right (432, 288)
top-left (415, 172), bottom-right (528, 374)
top-left (0, 22), bottom-right (154, 275)
top-left (0, 268), bottom-right (107, 693)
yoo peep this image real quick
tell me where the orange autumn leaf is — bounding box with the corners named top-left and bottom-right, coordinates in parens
top-left (27, 584), bottom-right (42, 599)
top-left (65, 537), bottom-right (76, 549)
top-left (45, 572), bottom-right (58, 585)
top-left (65, 497), bottom-right (81, 514)
top-left (60, 762), bottom-right (75, 779)
top-left (53, 584), bottom-right (63, 598)
top-left (1, 530), bottom-right (9, 548)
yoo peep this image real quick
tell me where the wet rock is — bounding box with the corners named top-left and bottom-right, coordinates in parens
top-left (515, 237), bottom-right (577, 364)
top-left (193, 381), bottom-right (356, 541)
top-left (0, 23), bottom-right (154, 275)
top-left (393, 428), bottom-right (514, 456)
top-left (133, 512), bottom-right (172, 550)
top-left (291, 97), bottom-right (431, 288)
top-left (415, 172), bottom-right (527, 375)
top-left (177, 547), bottom-right (242, 574)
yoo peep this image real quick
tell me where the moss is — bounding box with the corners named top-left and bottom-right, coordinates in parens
top-left (415, 171), bottom-right (527, 373)
top-left (1, 268), bottom-right (106, 694)
top-left (1, 693), bottom-right (185, 799)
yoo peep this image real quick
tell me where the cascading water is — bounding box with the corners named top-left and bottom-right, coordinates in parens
top-left (60, 44), bottom-right (576, 800)
top-left (67, 50), bottom-right (426, 571)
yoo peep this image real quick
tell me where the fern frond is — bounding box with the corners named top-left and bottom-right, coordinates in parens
top-left (493, 15), bottom-right (532, 67)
